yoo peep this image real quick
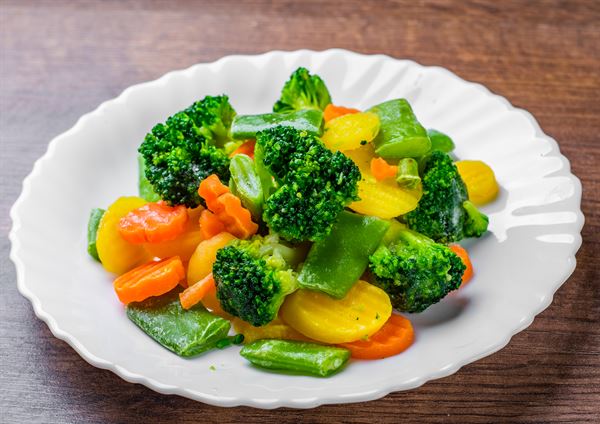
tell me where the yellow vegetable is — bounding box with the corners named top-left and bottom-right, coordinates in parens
top-left (322, 112), bottom-right (380, 151)
top-left (232, 317), bottom-right (309, 344)
top-left (456, 160), bottom-right (499, 205)
top-left (345, 145), bottom-right (422, 218)
top-left (96, 196), bottom-right (148, 275)
top-left (280, 280), bottom-right (392, 344)
top-left (187, 232), bottom-right (236, 285)
top-left (144, 207), bottom-right (204, 262)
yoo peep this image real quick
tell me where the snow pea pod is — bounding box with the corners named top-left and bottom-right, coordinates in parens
top-left (368, 99), bottom-right (430, 159)
top-left (298, 211), bottom-right (390, 298)
top-left (427, 128), bottom-right (455, 153)
top-left (87, 208), bottom-right (105, 261)
top-left (137, 154), bottom-right (161, 202)
top-left (229, 154), bottom-right (264, 220)
top-left (127, 290), bottom-right (231, 357)
top-left (240, 339), bottom-right (350, 377)
top-left (231, 109), bottom-right (323, 140)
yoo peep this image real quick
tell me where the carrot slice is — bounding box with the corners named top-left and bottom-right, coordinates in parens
top-left (370, 157), bottom-right (398, 181)
top-left (449, 244), bottom-right (474, 286)
top-left (113, 256), bottom-right (185, 304)
top-left (323, 104), bottom-right (360, 122)
top-left (179, 273), bottom-right (216, 310)
top-left (199, 209), bottom-right (226, 239)
top-left (118, 201), bottom-right (188, 244)
top-left (198, 174), bottom-right (230, 206)
top-left (230, 140), bottom-right (256, 159)
top-left (339, 314), bottom-right (414, 360)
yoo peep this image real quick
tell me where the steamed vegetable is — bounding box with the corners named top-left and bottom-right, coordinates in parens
top-left (118, 202), bottom-right (188, 244)
top-left (427, 129), bottom-right (455, 153)
top-left (228, 154), bottom-right (264, 220)
top-left (87, 208), bottom-right (105, 261)
top-left (137, 154), bottom-right (161, 202)
top-left (321, 111), bottom-right (380, 151)
top-left (231, 109), bottom-right (323, 139)
top-left (395, 157), bottom-right (421, 189)
top-left (449, 244), bottom-right (474, 285)
top-left (240, 339), bottom-right (350, 377)
top-left (323, 104), bottom-right (360, 122)
top-left (298, 211), bottom-right (390, 298)
top-left (232, 317), bottom-right (308, 344)
top-left (273, 67), bottom-right (331, 113)
top-left (127, 289), bottom-right (231, 357)
top-left (455, 159), bottom-right (499, 205)
top-left (187, 232), bottom-right (236, 286)
top-left (179, 273), bottom-right (216, 310)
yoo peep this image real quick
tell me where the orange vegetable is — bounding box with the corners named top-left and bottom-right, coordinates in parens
top-left (230, 140), bottom-right (256, 159)
top-left (198, 174), bottom-right (258, 239)
top-left (187, 232), bottom-right (236, 286)
top-left (179, 273), bottom-right (216, 310)
top-left (144, 207), bottom-right (204, 262)
top-left (370, 157), bottom-right (398, 181)
top-left (449, 244), bottom-right (473, 286)
top-left (339, 314), bottom-right (414, 360)
top-left (199, 209), bottom-right (225, 239)
top-left (113, 256), bottom-right (185, 304)
top-left (119, 201), bottom-right (188, 244)
top-left (323, 104), bottom-right (360, 122)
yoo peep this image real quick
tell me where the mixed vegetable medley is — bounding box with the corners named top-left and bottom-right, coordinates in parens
top-left (87, 67), bottom-right (499, 377)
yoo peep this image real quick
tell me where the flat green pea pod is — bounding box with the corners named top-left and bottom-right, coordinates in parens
top-left (427, 129), bottom-right (455, 153)
top-left (298, 211), bottom-right (390, 298)
top-left (395, 157), bottom-right (421, 189)
top-left (240, 339), bottom-right (350, 377)
top-left (137, 154), bottom-right (161, 202)
top-left (368, 99), bottom-right (431, 159)
top-left (231, 109), bottom-right (323, 140)
top-left (87, 208), bottom-right (105, 261)
top-left (229, 154), bottom-right (264, 220)
top-left (127, 290), bottom-right (231, 357)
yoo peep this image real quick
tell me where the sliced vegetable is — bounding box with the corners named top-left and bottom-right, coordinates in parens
top-left (368, 99), bottom-right (431, 159)
top-left (323, 104), bottom-right (360, 122)
top-left (187, 232), bottom-right (236, 286)
top-left (232, 317), bottom-right (309, 344)
top-left (113, 256), bottom-right (185, 304)
top-left (427, 129), bottom-right (455, 153)
top-left (199, 209), bottom-right (226, 240)
top-left (370, 157), bottom-right (397, 181)
top-left (240, 339), bottom-right (350, 377)
top-left (87, 208), bottom-right (105, 261)
top-left (96, 196), bottom-right (148, 274)
top-left (137, 154), bottom-right (161, 202)
top-left (449, 244), bottom-right (474, 285)
top-left (230, 139), bottom-right (256, 159)
top-left (322, 111), bottom-right (380, 151)
top-left (231, 109), bottom-right (323, 139)
top-left (455, 160), bottom-right (499, 205)
top-left (339, 314), bottom-right (414, 359)
top-left (119, 202), bottom-right (188, 244)
top-left (127, 289), bottom-right (231, 357)
top-left (179, 273), bottom-right (216, 310)
top-left (395, 157), bottom-right (421, 189)
top-left (280, 280), bottom-right (392, 344)
top-left (229, 154), bottom-right (264, 220)
top-left (298, 211), bottom-right (390, 298)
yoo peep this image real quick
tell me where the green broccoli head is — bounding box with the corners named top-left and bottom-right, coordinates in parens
top-left (369, 228), bottom-right (465, 313)
top-left (138, 95), bottom-right (235, 207)
top-left (405, 151), bottom-right (488, 243)
top-left (273, 67), bottom-right (332, 113)
top-left (212, 235), bottom-right (299, 326)
top-left (256, 126), bottom-right (361, 241)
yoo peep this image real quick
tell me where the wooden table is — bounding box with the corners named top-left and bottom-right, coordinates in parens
top-left (1, 1), bottom-right (598, 422)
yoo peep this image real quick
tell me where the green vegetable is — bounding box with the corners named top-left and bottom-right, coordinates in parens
top-left (256, 126), bottom-right (361, 242)
top-left (405, 151), bottom-right (488, 243)
top-left (229, 154), bottom-right (264, 220)
top-left (138, 95), bottom-right (235, 207)
top-left (240, 339), bottom-right (350, 377)
top-left (273, 67), bottom-right (332, 113)
top-left (298, 211), bottom-right (390, 298)
top-left (231, 109), bottom-right (323, 140)
top-left (368, 99), bottom-right (431, 159)
top-left (369, 227), bottom-right (465, 312)
top-left (427, 129), bottom-right (455, 153)
top-left (213, 234), bottom-right (301, 326)
top-left (381, 219), bottom-right (407, 246)
top-left (395, 157), bottom-right (421, 189)
top-left (87, 208), bottom-right (105, 261)
top-left (126, 290), bottom-right (231, 357)
top-left (137, 154), bottom-right (161, 202)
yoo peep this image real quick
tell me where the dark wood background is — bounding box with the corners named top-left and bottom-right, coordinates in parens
top-left (1, 1), bottom-right (598, 422)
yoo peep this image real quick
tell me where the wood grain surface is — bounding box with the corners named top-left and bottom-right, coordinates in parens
top-left (1, 1), bottom-right (599, 422)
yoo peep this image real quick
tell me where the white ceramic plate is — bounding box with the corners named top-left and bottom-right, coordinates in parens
top-left (10, 49), bottom-right (584, 408)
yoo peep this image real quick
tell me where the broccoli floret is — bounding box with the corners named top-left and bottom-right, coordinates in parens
top-left (369, 228), bottom-right (465, 312)
top-left (273, 67), bottom-right (332, 113)
top-left (405, 151), bottom-right (488, 243)
top-left (213, 234), bottom-right (299, 326)
top-left (138, 95), bottom-right (236, 207)
top-left (256, 126), bottom-right (361, 241)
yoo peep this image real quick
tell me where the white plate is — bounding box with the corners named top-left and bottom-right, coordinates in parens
top-left (9, 49), bottom-right (584, 408)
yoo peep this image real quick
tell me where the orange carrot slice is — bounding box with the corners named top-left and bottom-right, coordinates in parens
top-left (323, 104), bottom-right (360, 122)
top-left (118, 201), bottom-right (188, 244)
top-left (113, 256), bottom-right (185, 304)
top-left (230, 140), bottom-right (256, 159)
top-left (199, 209), bottom-right (226, 239)
top-left (198, 174), bottom-right (230, 206)
top-left (179, 273), bottom-right (216, 310)
top-left (339, 314), bottom-right (414, 360)
top-left (370, 157), bottom-right (398, 181)
top-left (449, 244), bottom-right (474, 286)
